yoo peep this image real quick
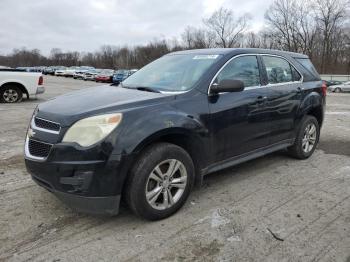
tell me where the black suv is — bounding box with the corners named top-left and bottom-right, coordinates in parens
top-left (25, 48), bottom-right (326, 220)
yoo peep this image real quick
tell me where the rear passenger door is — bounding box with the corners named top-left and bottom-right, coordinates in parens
top-left (261, 55), bottom-right (303, 144)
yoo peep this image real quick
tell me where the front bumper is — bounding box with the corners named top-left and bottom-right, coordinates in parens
top-left (32, 174), bottom-right (120, 215)
top-left (25, 141), bottom-right (134, 215)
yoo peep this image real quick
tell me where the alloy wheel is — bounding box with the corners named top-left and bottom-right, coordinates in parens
top-left (302, 123), bottom-right (317, 153)
top-left (3, 89), bottom-right (19, 102)
top-left (145, 159), bottom-right (187, 210)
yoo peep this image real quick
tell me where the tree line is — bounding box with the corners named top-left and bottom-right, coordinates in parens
top-left (1, 0), bottom-right (349, 74)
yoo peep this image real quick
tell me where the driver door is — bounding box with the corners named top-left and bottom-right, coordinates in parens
top-left (208, 55), bottom-right (272, 163)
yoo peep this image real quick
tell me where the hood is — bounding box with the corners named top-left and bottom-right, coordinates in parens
top-left (36, 85), bottom-right (174, 127)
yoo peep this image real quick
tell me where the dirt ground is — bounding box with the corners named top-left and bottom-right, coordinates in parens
top-left (0, 76), bottom-right (349, 262)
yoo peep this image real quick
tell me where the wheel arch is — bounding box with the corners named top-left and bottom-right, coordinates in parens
top-left (0, 82), bottom-right (29, 99)
top-left (307, 105), bottom-right (323, 127)
top-left (130, 128), bottom-right (207, 187)
top-left (298, 91), bottom-right (324, 127)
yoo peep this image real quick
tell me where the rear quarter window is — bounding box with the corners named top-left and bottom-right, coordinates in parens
top-left (294, 58), bottom-right (320, 81)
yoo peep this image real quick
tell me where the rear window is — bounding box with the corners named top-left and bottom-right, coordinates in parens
top-left (294, 58), bottom-right (320, 81)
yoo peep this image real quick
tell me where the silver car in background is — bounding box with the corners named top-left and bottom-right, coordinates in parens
top-left (328, 81), bottom-right (350, 93)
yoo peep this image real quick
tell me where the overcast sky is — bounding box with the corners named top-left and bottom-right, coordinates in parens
top-left (0, 0), bottom-right (273, 55)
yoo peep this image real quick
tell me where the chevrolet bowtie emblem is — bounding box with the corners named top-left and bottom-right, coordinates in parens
top-left (28, 128), bottom-right (36, 138)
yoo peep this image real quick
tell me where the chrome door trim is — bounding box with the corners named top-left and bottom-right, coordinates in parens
top-left (207, 53), bottom-right (304, 95)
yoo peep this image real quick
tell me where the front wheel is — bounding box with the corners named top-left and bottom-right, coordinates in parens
top-left (125, 143), bottom-right (195, 220)
top-left (288, 115), bottom-right (320, 159)
top-left (334, 87), bottom-right (341, 93)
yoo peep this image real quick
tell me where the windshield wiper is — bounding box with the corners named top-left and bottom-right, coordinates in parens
top-left (121, 83), bottom-right (160, 93)
top-left (135, 86), bottom-right (161, 93)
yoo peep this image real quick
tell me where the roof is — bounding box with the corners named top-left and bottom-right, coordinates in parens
top-left (169, 48), bottom-right (308, 59)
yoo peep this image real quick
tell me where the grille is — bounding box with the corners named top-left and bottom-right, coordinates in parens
top-left (34, 117), bottom-right (60, 132)
top-left (28, 139), bottom-right (52, 158)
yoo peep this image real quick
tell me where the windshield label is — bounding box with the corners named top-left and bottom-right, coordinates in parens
top-left (193, 55), bottom-right (219, 60)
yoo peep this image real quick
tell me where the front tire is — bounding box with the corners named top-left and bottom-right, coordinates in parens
top-left (0, 85), bottom-right (23, 103)
top-left (288, 115), bottom-right (320, 159)
top-left (125, 143), bottom-right (195, 220)
top-left (334, 87), bottom-right (341, 93)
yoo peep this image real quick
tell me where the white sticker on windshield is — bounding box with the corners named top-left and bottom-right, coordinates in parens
top-left (193, 55), bottom-right (219, 60)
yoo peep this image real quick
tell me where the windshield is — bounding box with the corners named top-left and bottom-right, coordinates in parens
top-left (122, 54), bottom-right (221, 92)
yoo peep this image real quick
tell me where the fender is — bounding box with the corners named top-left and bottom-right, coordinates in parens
top-left (295, 89), bottom-right (324, 128)
top-left (114, 106), bottom-right (210, 156)
top-left (111, 108), bottom-right (210, 191)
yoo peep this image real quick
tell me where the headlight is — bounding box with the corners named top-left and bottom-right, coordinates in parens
top-left (62, 113), bottom-right (122, 147)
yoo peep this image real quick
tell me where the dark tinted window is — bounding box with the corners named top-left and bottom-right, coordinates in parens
top-left (263, 56), bottom-right (293, 84)
top-left (295, 58), bottom-right (319, 80)
top-left (290, 65), bottom-right (302, 81)
top-left (217, 56), bottom-right (260, 87)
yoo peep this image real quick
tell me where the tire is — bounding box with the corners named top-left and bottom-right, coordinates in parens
top-left (334, 87), bottom-right (341, 93)
top-left (0, 85), bottom-right (23, 103)
top-left (288, 115), bottom-right (320, 159)
top-left (125, 143), bottom-right (195, 220)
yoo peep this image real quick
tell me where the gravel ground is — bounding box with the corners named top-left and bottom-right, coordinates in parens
top-left (0, 76), bottom-right (349, 262)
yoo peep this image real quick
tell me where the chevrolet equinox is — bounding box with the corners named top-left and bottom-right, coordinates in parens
top-left (25, 48), bottom-right (326, 220)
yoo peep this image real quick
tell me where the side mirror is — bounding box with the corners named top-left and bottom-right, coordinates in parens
top-left (210, 79), bottom-right (245, 94)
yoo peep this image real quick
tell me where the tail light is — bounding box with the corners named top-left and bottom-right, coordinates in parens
top-left (321, 81), bottom-right (327, 96)
top-left (38, 76), bottom-right (43, 85)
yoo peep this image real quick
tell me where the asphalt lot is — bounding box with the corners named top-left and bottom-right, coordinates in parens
top-left (1, 76), bottom-right (349, 262)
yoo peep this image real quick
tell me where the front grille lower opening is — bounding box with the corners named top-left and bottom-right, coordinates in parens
top-left (28, 139), bottom-right (52, 158)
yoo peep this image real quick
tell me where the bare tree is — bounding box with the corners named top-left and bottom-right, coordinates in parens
top-left (181, 26), bottom-right (215, 49)
top-left (265, 0), bottom-right (316, 53)
top-left (313, 0), bottom-right (348, 72)
top-left (1, 4), bottom-right (349, 74)
top-left (204, 7), bottom-right (250, 48)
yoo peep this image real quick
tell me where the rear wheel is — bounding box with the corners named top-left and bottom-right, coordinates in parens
top-left (0, 85), bottom-right (23, 103)
top-left (288, 115), bottom-right (320, 159)
top-left (125, 143), bottom-right (194, 220)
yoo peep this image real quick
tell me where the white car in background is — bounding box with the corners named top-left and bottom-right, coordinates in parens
top-left (0, 69), bottom-right (44, 103)
top-left (73, 66), bottom-right (95, 79)
top-left (328, 81), bottom-right (350, 93)
top-left (63, 66), bottom-right (80, 77)
top-left (54, 67), bottom-right (67, 76)
top-left (83, 69), bottom-right (102, 81)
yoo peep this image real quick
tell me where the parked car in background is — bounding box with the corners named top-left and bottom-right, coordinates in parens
top-left (73, 66), bottom-right (95, 79)
top-left (112, 69), bottom-right (138, 85)
top-left (95, 69), bottom-right (115, 83)
top-left (43, 66), bottom-right (55, 75)
top-left (24, 48), bottom-right (325, 220)
top-left (54, 67), bottom-right (67, 76)
top-left (44, 66), bottom-right (60, 75)
top-left (0, 69), bottom-right (44, 103)
top-left (322, 80), bottom-right (343, 87)
top-left (63, 66), bottom-right (80, 77)
top-left (83, 69), bottom-right (102, 81)
top-left (328, 81), bottom-right (350, 92)
top-left (16, 67), bottom-right (45, 72)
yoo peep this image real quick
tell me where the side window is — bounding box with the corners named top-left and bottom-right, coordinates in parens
top-left (262, 56), bottom-right (293, 84)
top-left (216, 56), bottom-right (260, 88)
top-left (290, 65), bottom-right (302, 81)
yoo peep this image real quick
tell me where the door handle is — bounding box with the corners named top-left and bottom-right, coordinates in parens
top-left (256, 96), bottom-right (267, 104)
top-left (296, 87), bottom-right (304, 93)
